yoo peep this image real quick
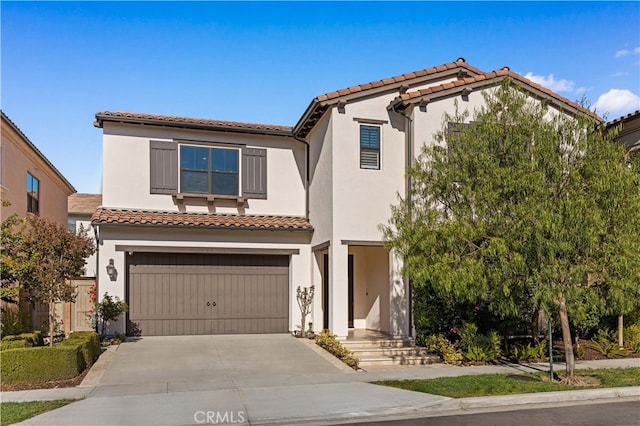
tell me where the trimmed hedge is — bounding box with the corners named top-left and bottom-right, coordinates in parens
top-left (1, 346), bottom-right (82, 384)
top-left (0, 331), bottom-right (101, 385)
top-left (0, 339), bottom-right (33, 351)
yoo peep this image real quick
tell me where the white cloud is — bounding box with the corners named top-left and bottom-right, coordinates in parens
top-left (524, 72), bottom-right (575, 93)
top-left (574, 86), bottom-right (590, 95)
top-left (614, 46), bottom-right (640, 58)
top-left (593, 89), bottom-right (640, 115)
top-left (610, 71), bottom-right (629, 77)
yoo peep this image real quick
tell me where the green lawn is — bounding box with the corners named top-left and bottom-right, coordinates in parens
top-left (373, 367), bottom-right (640, 398)
top-left (0, 400), bottom-right (75, 426)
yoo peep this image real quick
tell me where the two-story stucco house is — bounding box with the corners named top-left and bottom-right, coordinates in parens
top-left (93, 58), bottom-right (594, 338)
top-left (1, 110), bottom-right (77, 330)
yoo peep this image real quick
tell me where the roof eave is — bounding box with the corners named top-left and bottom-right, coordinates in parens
top-left (1, 110), bottom-right (76, 195)
top-left (94, 114), bottom-right (293, 137)
top-left (90, 221), bottom-right (313, 232)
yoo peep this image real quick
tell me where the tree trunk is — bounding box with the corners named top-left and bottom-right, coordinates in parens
top-left (558, 293), bottom-right (575, 381)
top-left (618, 315), bottom-right (624, 348)
top-left (48, 301), bottom-right (56, 348)
top-left (531, 309), bottom-right (540, 344)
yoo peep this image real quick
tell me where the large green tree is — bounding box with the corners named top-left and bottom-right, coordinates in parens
top-left (7, 215), bottom-right (95, 346)
top-left (383, 81), bottom-right (640, 382)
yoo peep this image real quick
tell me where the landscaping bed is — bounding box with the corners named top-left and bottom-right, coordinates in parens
top-left (374, 367), bottom-right (640, 398)
top-left (0, 331), bottom-right (101, 390)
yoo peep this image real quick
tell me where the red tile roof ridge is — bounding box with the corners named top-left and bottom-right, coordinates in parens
top-left (314, 59), bottom-right (483, 103)
top-left (399, 69), bottom-right (598, 119)
top-left (95, 111), bottom-right (292, 132)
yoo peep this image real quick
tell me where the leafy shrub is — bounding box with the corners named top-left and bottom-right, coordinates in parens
top-left (455, 323), bottom-right (501, 362)
top-left (464, 346), bottom-right (492, 362)
top-left (101, 332), bottom-right (127, 346)
top-left (623, 323), bottom-right (640, 353)
top-left (58, 331), bottom-right (101, 369)
top-left (512, 341), bottom-right (549, 362)
top-left (424, 334), bottom-right (463, 364)
top-left (0, 331), bottom-right (43, 350)
top-left (590, 329), bottom-right (630, 358)
top-left (96, 293), bottom-right (128, 336)
top-left (315, 329), bottom-right (359, 369)
top-left (0, 339), bottom-right (32, 351)
top-left (0, 346), bottom-right (82, 384)
top-left (0, 307), bottom-right (33, 335)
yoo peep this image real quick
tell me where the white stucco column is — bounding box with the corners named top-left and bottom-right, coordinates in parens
top-left (389, 249), bottom-right (409, 337)
top-left (311, 251), bottom-right (324, 333)
top-left (329, 242), bottom-right (349, 338)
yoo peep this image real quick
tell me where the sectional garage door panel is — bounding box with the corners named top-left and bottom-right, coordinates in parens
top-left (128, 253), bottom-right (289, 336)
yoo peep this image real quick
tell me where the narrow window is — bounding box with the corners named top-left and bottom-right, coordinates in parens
top-left (360, 125), bottom-right (380, 170)
top-left (27, 172), bottom-right (39, 214)
top-left (180, 146), bottom-right (239, 196)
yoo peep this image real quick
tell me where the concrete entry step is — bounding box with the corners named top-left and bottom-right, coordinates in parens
top-left (341, 331), bottom-right (441, 368)
top-left (357, 353), bottom-right (441, 367)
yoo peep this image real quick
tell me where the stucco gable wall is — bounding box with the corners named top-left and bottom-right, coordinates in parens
top-left (101, 123), bottom-right (306, 216)
top-left (329, 92), bottom-right (406, 241)
top-left (1, 120), bottom-right (71, 225)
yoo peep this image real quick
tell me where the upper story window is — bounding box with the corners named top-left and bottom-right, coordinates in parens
top-left (360, 125), bottom-right (380, 170)
top-left (180, 145), bottom-right (239, 196)
top-left (149, 141), bottom-right (267, 199)
top-left (27, 172), bottom-right (39, 214)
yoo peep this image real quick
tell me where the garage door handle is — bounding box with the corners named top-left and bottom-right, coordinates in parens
top-left (207, 301), bottom-right (217, 307)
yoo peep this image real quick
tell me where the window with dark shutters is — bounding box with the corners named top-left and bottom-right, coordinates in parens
top-left (360, 125), bottom-right (380, 170)
top-left (150, 141), bottom-right (178, 194)
top-left (150, 141), bottom-right (267, 200)
top-left (242, 148), bottom-right (267, 199)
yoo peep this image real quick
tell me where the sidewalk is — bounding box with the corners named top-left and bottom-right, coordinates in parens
top-left (2, 358), bottom-right (638, 425)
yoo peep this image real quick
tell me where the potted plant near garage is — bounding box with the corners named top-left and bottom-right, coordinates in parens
top-left (296, 286), bottom-right (314, 338)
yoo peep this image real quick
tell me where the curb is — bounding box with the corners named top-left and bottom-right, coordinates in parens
top-left (433, 386), bottom-right (640, 412)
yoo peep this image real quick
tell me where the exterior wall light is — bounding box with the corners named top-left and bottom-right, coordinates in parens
top-left (106, 258), bottom-right (118, 281)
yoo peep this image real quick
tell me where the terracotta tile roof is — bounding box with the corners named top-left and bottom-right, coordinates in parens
top-left (91, 208), bottom-right (313, 231)
top-left (94, 111), bottom-right (292, 134)
top-left (68, 193), bottom-right (102, 214)
top-left (398, 69), bottom-right (599, 120)
top-left (315, 58), bottom-right (483, 102)
top-left (606, 109), bottom-right (640, 127)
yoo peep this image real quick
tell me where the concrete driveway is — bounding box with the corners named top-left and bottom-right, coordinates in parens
top-left (91, 334), bottom-right (348, 396)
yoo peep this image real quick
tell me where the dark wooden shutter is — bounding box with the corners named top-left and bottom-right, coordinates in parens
top-left (150, 141), bottom-right (178, 194)
top-left (242, 148), bottom-right (267, 199)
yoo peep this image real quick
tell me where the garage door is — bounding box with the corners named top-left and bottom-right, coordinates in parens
top-left (128, 253), bottom-right (289, 336)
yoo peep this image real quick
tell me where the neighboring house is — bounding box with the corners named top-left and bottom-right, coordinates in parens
top-left (68, 193), bottom-right (102, 277)
top-left (1, 110), bottom-right (77, 330)
top-left (607, 109), bottom-right (640, 155)
top-left (93, 58), bottom-right (596, 338)
top-left (1, 111), bottom-right (75, 223)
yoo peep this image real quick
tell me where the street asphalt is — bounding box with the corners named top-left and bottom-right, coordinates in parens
top-left (1, 334), bottom-right (638, 425)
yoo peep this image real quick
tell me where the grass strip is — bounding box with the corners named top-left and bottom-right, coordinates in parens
top-left (373, 367), bottom-right (640, 398)
top-left (0, 399), bottom-right (75, 426)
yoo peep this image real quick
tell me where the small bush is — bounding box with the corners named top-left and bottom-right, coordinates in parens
top-left (0, 331), bottom-right (101, 384)
top-left (0, 346), bottom-right (82, 384)
top-left (590, 329), bottom-right (630, 358)
top-left (315, 329), bottom-right (359, 369)
top-left (512, 341), bottom-right (549, 362)
top-left (424, 334), bottom-right (463, 364)
top-left (464, 346), bottom-right (493, 362)
top-left (623, 324), bottom-right (640, 353)
top-left (0, 307), bottom-right (33, 335)
top-left (0, 339), bottom-right (33, 351)
top-left (59, 331), bottom-right (101, 369)
top-left (455, 323), bottom-right (501, 362)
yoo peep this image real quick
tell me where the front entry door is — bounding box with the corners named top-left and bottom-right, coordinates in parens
top-left (348, 254), bottom-right (354, 328)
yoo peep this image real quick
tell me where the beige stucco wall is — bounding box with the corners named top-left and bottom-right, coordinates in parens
top-left (68, 215), bottom-right (98, 277)
top-left (350, 246), bottom-right (390, 333)
top-left (101, 123), bottom-right (306, 217)
top-left (96, 225), bottom-right (312, 335)
top-left (1, 118), bottom-right (72, 225)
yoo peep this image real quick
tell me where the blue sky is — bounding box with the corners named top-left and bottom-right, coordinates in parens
top-left (2, 1), bottom-right (639, 194)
